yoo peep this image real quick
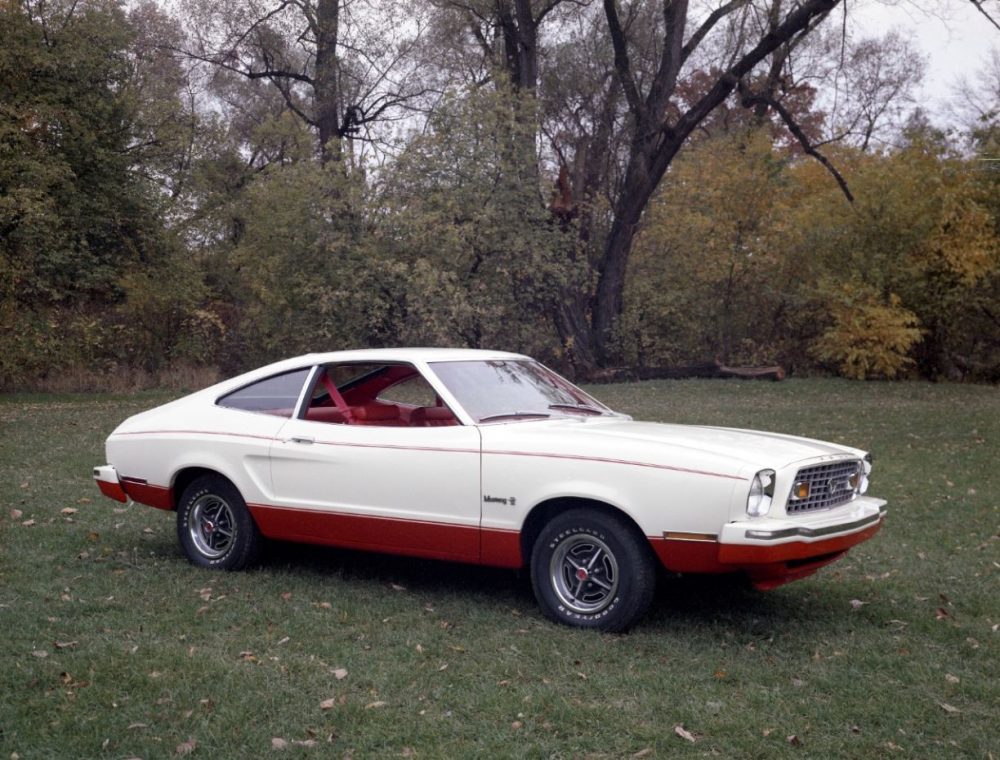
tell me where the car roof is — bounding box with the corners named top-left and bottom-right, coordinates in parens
top-left (300, 347), bottom-right (529, 365)
top-left (204, 347), bottom-right (531, 398)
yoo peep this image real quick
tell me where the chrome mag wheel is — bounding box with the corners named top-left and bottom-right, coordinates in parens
top-left (188, 493), bottom-right (236, 559)
top-left (549, 532), bottom-right (620, 615)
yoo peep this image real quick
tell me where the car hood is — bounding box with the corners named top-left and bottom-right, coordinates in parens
top-left (488, 417), bottom-right (863, 473)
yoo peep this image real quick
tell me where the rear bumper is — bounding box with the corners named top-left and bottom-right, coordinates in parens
top-left (651, 499), bottom-right (887, 589)
top-left (93, 465), bottom-right (128, 503)
top-left (93, 464), bottom-right (174, 509)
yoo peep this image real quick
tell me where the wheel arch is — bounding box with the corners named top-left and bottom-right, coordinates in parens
top-left (519, 497), bottom-right (650, 568)
top-left (171, 467), bottom-right (236, 510)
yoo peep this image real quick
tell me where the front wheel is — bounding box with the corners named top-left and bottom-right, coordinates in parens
top-left (530, 508), bottom-right (656, 632)
top-left (177, 475), bottom-right (261, 570)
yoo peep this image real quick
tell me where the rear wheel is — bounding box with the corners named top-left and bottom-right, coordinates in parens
top-left (177, 475), bottom-right (261, 570)
top-left (530, 508), bottom-right (656, 632)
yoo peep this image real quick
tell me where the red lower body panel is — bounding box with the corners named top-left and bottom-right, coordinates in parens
top-left (121, 479), bottom-right (174, 510)
top-left (249, 504), bottom-right (523, 567)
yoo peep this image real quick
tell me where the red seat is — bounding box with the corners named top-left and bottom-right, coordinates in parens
top-left (351, 403), bottom-right (405, 426)
top-left (410, 406), bottom-right (458, 427)
top-left (305, 407), bottom-right (347, 424)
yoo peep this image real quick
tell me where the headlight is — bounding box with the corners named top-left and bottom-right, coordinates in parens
top-left (855, 454), bottom-right (873, 495)
top-left (747, 469), bottom-right (776, 517)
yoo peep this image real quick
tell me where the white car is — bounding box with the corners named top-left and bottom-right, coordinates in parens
top-left (94, 348), bottom-right (886, 631)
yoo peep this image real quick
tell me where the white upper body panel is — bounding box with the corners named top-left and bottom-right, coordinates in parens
top-left (104, 348), bottom-right (876, 541)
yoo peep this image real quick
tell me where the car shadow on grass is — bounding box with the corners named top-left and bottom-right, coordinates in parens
top-left (259, 540), bottom-right (856, 634)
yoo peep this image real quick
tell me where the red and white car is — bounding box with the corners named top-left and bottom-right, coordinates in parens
top-left (94, 348), bottom-right (886, 630)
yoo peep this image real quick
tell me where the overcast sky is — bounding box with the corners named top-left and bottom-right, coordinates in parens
top-left (851, 0), bottom-right (999, 117)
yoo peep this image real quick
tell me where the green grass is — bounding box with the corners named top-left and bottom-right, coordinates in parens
top-left (1, 379), bottom-right (997, 758)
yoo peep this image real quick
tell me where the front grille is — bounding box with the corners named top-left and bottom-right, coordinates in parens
top-left (786, 460), bottom-right (861, 514)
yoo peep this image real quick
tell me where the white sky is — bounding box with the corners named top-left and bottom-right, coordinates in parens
top-left (850, 0), bottom-right (999, 117)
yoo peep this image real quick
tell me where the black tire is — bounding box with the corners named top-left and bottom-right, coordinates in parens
top-left (177, 475), bottom-right (261, 570)
top-left (530, 508), bottom-right (656, 632)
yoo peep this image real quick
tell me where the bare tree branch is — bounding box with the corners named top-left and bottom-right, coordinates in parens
top-left (737, 80), bottom-right (854, 203)
top-left (969, 0), bottom-right (1000, 31)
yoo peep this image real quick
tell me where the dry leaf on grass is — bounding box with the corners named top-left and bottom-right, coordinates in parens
top-left (333, 668), bottom-right (348, 680)
top-left (175, 738), bottom-right (197, 755)
top-left (61, 507), bottom-right (78, 516)
top-left (320, 698), bottom-right (337, 711)
top-left (939, 702), bottom-right (960, 714)
top-left (674, 725), bottom-right (696, 743)
top-left (365, 701), bottom-right (387, 710)
top-left (271, 737), bottom-right (288, 750)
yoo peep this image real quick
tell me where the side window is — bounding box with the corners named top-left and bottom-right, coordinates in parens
top-left (377, 375), bottom-right (437, 407)
top-left (217, 369), bottom-right (311, 417)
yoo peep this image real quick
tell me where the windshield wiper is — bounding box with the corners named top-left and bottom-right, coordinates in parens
top-left (548, 403), bottom-right (604, 415)
top-left (479, 411), bottom-right (552, 422)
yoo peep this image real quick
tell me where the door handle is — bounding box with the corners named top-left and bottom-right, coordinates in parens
top-left (288, 436), bottom-right (315, 445)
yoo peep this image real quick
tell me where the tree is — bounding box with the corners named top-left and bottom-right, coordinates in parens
top-left (176, 0), bottom-right (429, 163)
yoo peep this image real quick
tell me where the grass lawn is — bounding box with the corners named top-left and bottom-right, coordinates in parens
top-left (1, 379), bottom-right (997, 758)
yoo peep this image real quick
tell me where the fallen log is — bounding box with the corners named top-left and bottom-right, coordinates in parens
top-left (586, 362), bottom-right (785, 383)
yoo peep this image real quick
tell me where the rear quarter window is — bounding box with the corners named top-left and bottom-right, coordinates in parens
top-left (217, 368), bottom-right (311, 416)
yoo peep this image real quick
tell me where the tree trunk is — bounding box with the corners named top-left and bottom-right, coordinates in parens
top-left (314, 0), bottom-right (341, 162)
top-left (569, 0), bottom-right (841, 369)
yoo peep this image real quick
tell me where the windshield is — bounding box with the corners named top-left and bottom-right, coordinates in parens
top-left (430, 360), bottom-right (615, 423)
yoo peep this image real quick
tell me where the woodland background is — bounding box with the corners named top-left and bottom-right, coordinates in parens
top-left (2, 0), bottom-right (1000, 391)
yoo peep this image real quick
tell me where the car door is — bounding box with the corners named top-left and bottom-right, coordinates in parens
top-left (265, 363), bottom-right (483, 563)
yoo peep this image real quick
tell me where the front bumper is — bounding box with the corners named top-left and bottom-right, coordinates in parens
top-left (651, 497), bottom-right (887, 589)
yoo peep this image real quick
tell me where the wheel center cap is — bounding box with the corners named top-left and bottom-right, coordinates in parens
top-left (203, 520), bottom-right (215, 534)
top-left (575, 567), bottom-right (589, 581)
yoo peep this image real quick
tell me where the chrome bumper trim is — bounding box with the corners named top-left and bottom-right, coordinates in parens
top-left (744, 511), bottom-right (882, 541)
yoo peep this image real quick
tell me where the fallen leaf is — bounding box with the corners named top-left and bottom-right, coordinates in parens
top-left (271, 738), bottom-right (288, 750)
top-left (128, 723), bottom-right (148, 730)
top-left (415, 644), bottom-right (424, 654)
top-left (511, 721), bottom-right (523, 730)
top-left (945, 674), bottom-right (960, 684)
top-left (787, 734), bottom-right (803, 746)
top-left (54, 641), bottom-right (78, 650)
top-left (320, 698), bottom-right (337, 711)
top-left (390, 584), bottom-right (406, 592)
top-left (674, 725), bottom-right (696, 743)
top-left (61, 508), bottom-right (78, 516)
top-left (277, 636), bottom-right (290, 646)
top-left (850, 599), bottom-right (866, 610)
top-left (32, 650), bottom-right (49, 658)
top-left (939, 702), bottom-right (960, 714)
top-left (175, 738), bottom-right (197, 755)
top-left (22, 519), bottom-right (36, 527)
top-left (333, 668), bottom-right (348, 680)
top-left (632, 749), bottom-right (654, 758)
top-left (438, 663), bottom-right (448, 671)
top-left (365, 701), bottom-right (387, 710)
top-left (142, 528), bottom-right (154, 535)
top-left (9, 508), bottom-right (23, 519)
top-left (77, 497), bottom-right (92, 504)
top-left (281, 592), bottom-right (292, 600)
top-left (291, 740), bottom-right (317, 748)
top-left (935, 608), bottom-right (951, 620)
